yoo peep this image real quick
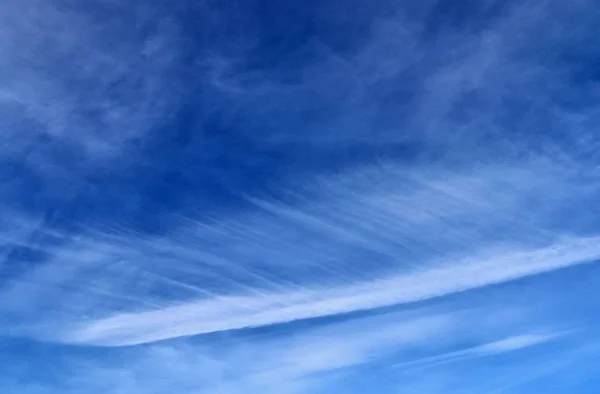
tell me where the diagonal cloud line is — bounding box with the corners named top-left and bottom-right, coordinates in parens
top-left (59, 235), bottom-right (600, 346)
top-left (393, 333), bottom-right (562, 371)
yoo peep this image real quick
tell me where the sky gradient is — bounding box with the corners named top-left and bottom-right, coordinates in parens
top-left (2, 0), bottom-right (600, 393)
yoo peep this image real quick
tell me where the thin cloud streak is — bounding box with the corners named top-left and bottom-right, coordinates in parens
top-left (393, 333), bottom-right (560, 370)
top-left (62, 235), bottom-right (600, 346)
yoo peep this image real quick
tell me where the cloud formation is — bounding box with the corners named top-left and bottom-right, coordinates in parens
top-left (1, 0), bottom-right (600, 393)
top-left (2, 158), bottom-right (598, 345)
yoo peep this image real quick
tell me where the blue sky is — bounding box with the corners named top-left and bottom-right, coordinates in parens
top-left (1, 0), bottom-right (600, 392)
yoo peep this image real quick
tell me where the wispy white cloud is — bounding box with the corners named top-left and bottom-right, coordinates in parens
top-left (1, 158), bottom-right (597, 345)
top-left (59, 234), bottom-right (600, 346)
top-left (475, 334), bottom-right (556, 354)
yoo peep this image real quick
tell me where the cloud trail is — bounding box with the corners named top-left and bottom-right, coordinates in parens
top-left (60, 235), bottom-right (600, 346)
